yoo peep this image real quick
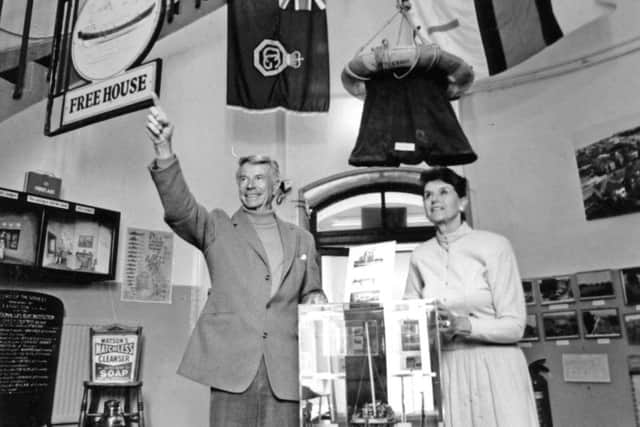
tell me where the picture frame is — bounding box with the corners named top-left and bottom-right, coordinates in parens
top-left (582, 308), bottom-right (621, 338)
top-left (538, 276), bottom-right (575, 305)
top-left (542, 310), bottom-right (580, 340)
top-left (522, 279), bottom-right (536, 305)
top-left (576, 270), bottom-right (616, 300)
top-left (624, 313), bottom-right (640, 345)
top-left (521, 313), bottom-right (540, 342)
top-left (621, 267), bottom-right (640, 305)
top-left (346, 320), bottom-right (379, 356)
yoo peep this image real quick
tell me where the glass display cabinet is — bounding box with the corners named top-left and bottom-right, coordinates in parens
top-left (299, 300), bottom-right (441, 427)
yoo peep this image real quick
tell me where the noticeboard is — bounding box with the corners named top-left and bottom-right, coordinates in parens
top-left (0, 290), bottom-right (64, 427)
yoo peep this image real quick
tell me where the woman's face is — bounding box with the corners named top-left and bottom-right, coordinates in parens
top-left (423, 179), bottom-right (467, 227)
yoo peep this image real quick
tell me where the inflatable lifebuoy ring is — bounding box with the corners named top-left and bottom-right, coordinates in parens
top-left (341, 42), bottom-right (474, 100)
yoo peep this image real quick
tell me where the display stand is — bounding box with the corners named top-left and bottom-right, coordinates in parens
top-left (78, 325), bottom-right (144, 427)
top-left (298, 300), bottom-right (442, 427)
top-left (78, 382), bottom-right (144, 427)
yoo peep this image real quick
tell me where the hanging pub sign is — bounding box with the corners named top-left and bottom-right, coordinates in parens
top-left (90, 324), bottom-right (142, 384)
top-left (45, 0), bottom-right (165, 136)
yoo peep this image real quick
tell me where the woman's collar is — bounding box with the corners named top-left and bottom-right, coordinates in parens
top-left (436, 222), bottom-right (472, 248)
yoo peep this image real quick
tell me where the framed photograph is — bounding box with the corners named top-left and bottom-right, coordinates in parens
top-left (400, 319), bottom-right (420, 351)
top-left (521, 313), bottom-right (540, 342)
top-left (582, 308), bottom-right (621, 338)
top-left (574, 124), bottom-right (640, 220)
top-left (576, 270), bottom-right (615, 300)
top-left (624, 313), bottom-right (640, 345)
top-left (542, 310), bottom-right (580, 340)
top-left (621, 267), bottom-right (640, 305)
top-left (522, 280), bottom-right (536, 305)
top-left (346, 320), bottom-right (379, 356)
top-left (538, 276), bottom-right (575, 305)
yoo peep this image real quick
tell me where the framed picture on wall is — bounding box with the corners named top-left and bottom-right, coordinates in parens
top-left (538, 276), bottom-right (575, 305)
top-left (622, 267), bottom-right (640, 305)
top-left (542, 310), bottom-right (580, 340)
top-left (582, 308), bottom-right (622, 338)
top-left (624, 313), bottom-right (640, 345)
top-left (576, 270), bottom-right (615, 300)
top-left (521, 313), bottom-right (540, 342)
top-left (522, 280), bottom-right (536, 305)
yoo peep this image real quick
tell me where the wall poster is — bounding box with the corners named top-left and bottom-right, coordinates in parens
top-left (562, 353), bottom-right (610, 383)
top-left (344, 241), bottom-right (396, 304)
top-left (122, 227), bottom-right (173, 303)
top-left (574, 123), bottom-right (640, 220)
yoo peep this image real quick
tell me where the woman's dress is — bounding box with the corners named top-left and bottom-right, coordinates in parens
top-left (405, 223), bottom-right (538, 427)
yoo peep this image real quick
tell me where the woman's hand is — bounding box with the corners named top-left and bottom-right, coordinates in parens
top-left (436, 301), bottom-right (471, 342)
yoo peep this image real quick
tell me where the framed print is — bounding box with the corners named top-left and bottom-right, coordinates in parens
top-left (538, 276), bottom-right (575, 305)
top-left (522, 280), bottom-right (536, 305)
top-left (622, 267), bottom-right (640, 305)
top-left (624, 313), bottom-right (640, 345)
top-left (521, 313), bottom-right (540, 342)
top-left (582, 308), bottom-right (621, 338)
top-left (576, 270), bottom-right (615, 300)
top-left (542, 310), bottom-right (580, 340)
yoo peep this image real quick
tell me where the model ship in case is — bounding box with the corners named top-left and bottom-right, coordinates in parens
top-left (298, 300), bottom-right (442, 426)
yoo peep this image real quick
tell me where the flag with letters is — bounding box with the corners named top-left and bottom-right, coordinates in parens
top-left (227, 0), bottom-right (330, 112)
top-left (412, 0), bottom-right (564, 78)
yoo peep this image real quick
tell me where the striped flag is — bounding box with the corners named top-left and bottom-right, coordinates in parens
top-left (226, 0), bottom-right (330, 112)
top-left (411, 0), bottom-right (609, 77)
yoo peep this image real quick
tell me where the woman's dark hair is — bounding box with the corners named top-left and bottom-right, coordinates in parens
top-left (419, 167), bottom-right (467, 197)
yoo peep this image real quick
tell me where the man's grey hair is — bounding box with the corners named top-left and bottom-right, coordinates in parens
top-left (236, 154), bottom-right (280, 181)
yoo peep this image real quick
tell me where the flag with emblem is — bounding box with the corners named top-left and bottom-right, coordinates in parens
top-left (227, 0), bottom-right (330, 112)
top-left (411, 0), bottom-right (565, 78)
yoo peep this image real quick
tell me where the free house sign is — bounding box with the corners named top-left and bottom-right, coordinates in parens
top-left (48, 0), bottom-right (164, 134)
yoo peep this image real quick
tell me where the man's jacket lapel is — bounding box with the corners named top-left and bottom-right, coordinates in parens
top-left (231, 209), bottom-right (269, 267)
top-left (277, 218), bottom-right (297, 286)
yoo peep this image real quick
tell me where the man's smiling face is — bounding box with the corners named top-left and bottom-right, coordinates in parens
top-left (237, 162), bottom-right (278, 213)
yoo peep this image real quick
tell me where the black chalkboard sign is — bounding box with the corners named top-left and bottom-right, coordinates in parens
top-left (0, 290), bottom-right (64, 427)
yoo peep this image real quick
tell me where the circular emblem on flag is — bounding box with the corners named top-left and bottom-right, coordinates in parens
top-left (71, 0), bottom-right (165, 81)
top-left (253, 39), bottom-right (304, 77)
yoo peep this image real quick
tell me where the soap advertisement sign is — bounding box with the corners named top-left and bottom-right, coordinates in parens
top-left (90, 326), bottom-right (141, 384)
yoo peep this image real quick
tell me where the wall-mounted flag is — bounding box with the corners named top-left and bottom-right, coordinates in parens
top-left (227, 0), bottom-right (330, 112)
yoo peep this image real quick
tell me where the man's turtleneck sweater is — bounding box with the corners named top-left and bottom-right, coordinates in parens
top-left (244, 208), bottom-right (284, 297)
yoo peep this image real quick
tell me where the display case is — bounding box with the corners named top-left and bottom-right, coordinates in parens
top-left (0, 187), bottom-right (120, 281)
top-left (299, 300), bottom-right (442, 427)
top-left (0, 189), bottom-right (43, 266)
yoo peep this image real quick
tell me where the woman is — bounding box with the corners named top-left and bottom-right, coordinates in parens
top-left (404, 167), bottom-right (538, 427)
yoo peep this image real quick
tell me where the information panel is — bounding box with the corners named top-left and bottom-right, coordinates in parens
top-left (0, 290), bottom-right (64, 427)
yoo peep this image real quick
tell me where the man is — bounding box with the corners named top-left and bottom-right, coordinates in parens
top-left (145, 104), bottom-right (326, 426)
